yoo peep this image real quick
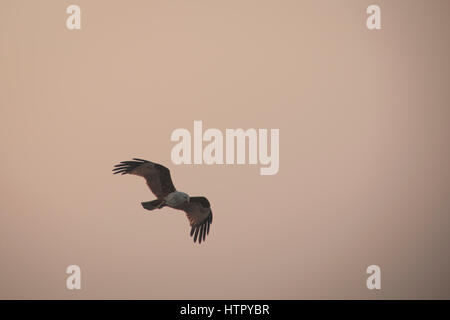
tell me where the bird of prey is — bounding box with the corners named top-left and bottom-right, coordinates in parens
top-left (112, 158), bottom-right (213, 244)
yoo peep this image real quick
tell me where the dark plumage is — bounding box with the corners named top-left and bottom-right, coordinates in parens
top-left (113, 158), bottom-right (213, 244)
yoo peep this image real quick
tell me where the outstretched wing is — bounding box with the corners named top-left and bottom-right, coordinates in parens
top-left (179, 197), bottom-right (213, 244)
top-left (112, 158), bottom-right (176, 199)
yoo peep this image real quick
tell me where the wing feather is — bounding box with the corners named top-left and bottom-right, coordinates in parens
top-left (113, 158), bottom-right (176, 199)
top-left (179, 197), bottom-right (213, 244)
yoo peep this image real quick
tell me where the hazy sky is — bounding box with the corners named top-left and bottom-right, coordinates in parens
top-left (1, 0), bottom-right (449, 299)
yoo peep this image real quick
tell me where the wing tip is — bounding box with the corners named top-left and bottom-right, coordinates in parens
top-left (190, 212), bottom-right (212, 244)
top-left (112, 158), bottom-right (150, 175)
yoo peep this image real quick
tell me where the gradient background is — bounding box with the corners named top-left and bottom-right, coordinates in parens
top-left (1, 0), bottom-right (449, 299)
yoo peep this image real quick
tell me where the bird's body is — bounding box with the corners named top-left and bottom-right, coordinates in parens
top-left (164, 191), bottom-right (190, 208)
top-left (113, 158), bottom-right (213, 244)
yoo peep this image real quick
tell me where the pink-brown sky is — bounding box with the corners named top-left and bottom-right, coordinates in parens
top-left (1, 0), bottom-right (449, 299)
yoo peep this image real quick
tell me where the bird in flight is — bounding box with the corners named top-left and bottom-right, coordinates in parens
top-left (112, 158), bottom-right (213, 244)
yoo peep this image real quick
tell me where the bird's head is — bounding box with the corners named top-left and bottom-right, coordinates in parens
top-left (178, 192), bottom-right (190, 203)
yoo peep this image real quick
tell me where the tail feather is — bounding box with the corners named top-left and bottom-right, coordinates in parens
top-left (141, 199), bottom-right (166, 211)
